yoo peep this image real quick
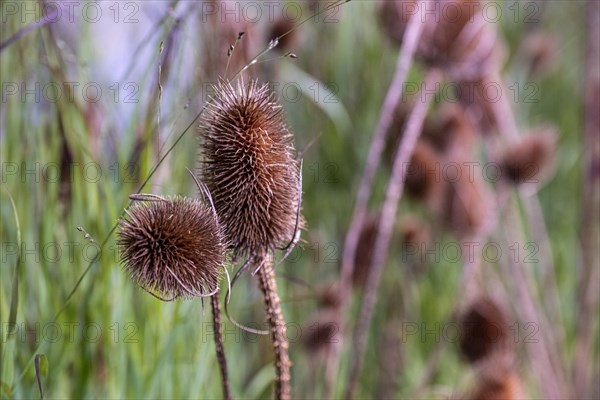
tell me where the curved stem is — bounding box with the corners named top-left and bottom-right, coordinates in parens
top-left (210, 290), bottom-right (233, 400)
top-left (345, 69), bottom-right (441, 399)
top-left (329, 1), bottom-right (430, 395)
top-left (257, 254), bottom-right (291, 400)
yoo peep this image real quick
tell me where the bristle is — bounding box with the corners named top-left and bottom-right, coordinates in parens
top-left (500, 127), bottom-right (557, 184)
top-left (200, 79), bottom-right (300, 257)
top-left (117, 196), bottom-right (225, 299)
top-left (459, 297), bottom-right (512, 364)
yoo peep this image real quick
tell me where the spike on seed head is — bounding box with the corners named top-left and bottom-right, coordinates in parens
top-left (200, 79), bottom-right (300, 257)
top-left (117, 196), bottom-right (225, 300)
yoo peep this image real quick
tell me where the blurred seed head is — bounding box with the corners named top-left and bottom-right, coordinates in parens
top-left (500, 126), bottom-right (558, 185)
top-left (378, 0), bottom-right (504, 78)
top-left (521, 31), bottom-right (558, 78)
top-left (441, 163), bottom-right (487, 237)
top-left (352, 212), bottom-right (380, 287)
top-left (117, 196), bottom-right (225, 299)
top-left (268, 18), bottom-right (298, 51)
top-left (468, 355), bottom-right (522, 400)
top-left (317, 281), bottom-right (342, 309)
top-left (397, 215), bottom-right (430, 275)
top-left (405, 141), bottom-right (444, 206)
top-left (459, 296), bottom-right (512, 364)
top-left (425, 103), bottom-right (477, 155)
top-left (200, 79), bottom-right (301, 257)
top-left (302, 311), bottom-right (340, 356)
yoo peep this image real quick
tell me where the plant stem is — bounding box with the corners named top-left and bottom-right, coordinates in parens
top-left (575, 0), bottom-right (600, 396)
top-left (257, 254), bottom-right (291, 400)
top-left (329, 1), bottom-right (430, 395)
top-left (210, 290), bottom-right (233, 400)
top-left (345, 69), bottom-right (441, 399)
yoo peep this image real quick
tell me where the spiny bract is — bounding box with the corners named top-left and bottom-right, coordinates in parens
top-left (117, 196), bottom-right (225, 299)
top-left (200, 79), bottom-right (300, 257)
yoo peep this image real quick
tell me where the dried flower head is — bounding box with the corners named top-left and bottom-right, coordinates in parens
top-left (268, 18), bottom-right (298, 51)
top-left (117, 196), bottom-right (225, 299)
top-left (200, 79), bottom-right (300, 257)
top-left (521, 31), bottom-right (558, 78)
top-left (425, 103), bottom-right (476, 154)
top-left (302, 312), bottom-right (339, 355)
top-left (378, 0), bottom-right (504, 78)
top-left (500, 126), bottom-right (557, 184)
top-left (441, 162), bottom-right (487, 237)
top-left (405, 141), bottom-right (442, 204)
top-left (459, 297), bottom-right (512, 364)
top-left (352, 212), bottom-right (379, 287)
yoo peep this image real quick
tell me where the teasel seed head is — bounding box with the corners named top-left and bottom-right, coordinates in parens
top-left (405, 141), bottom-right (444, 208)
top-left (352, 212), bottom-right (380, 287)
top-left (302, 311), bottom-right (340, 356)
top-left (459, 296), bottom-right (512, 364)
top-left (200, 79), bottom-right (301, 258)
top-left (500, 126), bottom-right (557, 184)
top-left (378, 0), bottom-right (504, 79)
top-left (117, 196), bottom-right (225, 300)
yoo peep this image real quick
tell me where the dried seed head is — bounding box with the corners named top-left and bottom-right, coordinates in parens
top-left (425, 103), bottom-right (476, 154)
top-left (268, 18), bottom-right (298, 51)
top-left (302, 312), bottom-right (339, 355)
top-left (442, 163), bottom-right (487, 238)
top-left (397, 215), bottom-right (430, 274)
top-left (521, 31), bottom-right (558, 78)
top-left (405, 141), bottom-right (443, 204)
top-left (378, 0), bottom-right (504, 78)
top-left (459, 297), bottom-right (512, 364)
top-left (317, 281), bottom-right (342, 309)
top-left (500, 126), bottom-right (557, 184)
top-left (117, 196), bottom-right (225, 299)
top-left (352, 213), bottom-right (380, 287)
top-left (468, 352), bottom-right (522, 400)
top-left (200, 79), bottom-right (300, 257)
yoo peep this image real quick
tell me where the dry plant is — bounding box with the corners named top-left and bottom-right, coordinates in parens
top-left (117, 194), bottom-right (233, 399)
top-left (200, 79), bottom-right (302, 399)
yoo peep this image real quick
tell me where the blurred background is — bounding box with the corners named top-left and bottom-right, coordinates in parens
top-left (1, 0), bottom-right (598, 399)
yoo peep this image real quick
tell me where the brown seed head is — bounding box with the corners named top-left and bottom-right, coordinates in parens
top-left (302, 311), bottom-right (340, 355)
top-left (500, 126), bottom-right (557, 184)
top-left (459, 297), bottom-right (512, 364)
top-left (117, 196), bottom-right (225, 299)
top-left (200, 79), bottom-right (300, 257)
top-left (378, 0), bottom-right (504, 78)
top-left (352, 212), bottom-right (380, 287)
top-left (405, 141), bottom-right (442, 204)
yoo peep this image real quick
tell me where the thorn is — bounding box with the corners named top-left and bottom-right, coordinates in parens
top-left (238, 32), bottom-right (245, 39)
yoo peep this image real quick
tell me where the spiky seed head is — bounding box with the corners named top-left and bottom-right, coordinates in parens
top-left (459, 297), bottom-right (512, 364)
top-left (200, 79), bottom-right (300, 257)
top-left (117, 196), bottom-right (225, 299)
top-left (500, 126), bottom-right (557, 184)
